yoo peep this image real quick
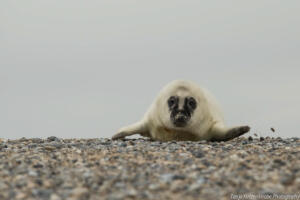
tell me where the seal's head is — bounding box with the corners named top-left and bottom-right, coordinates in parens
top-left (156, 80), bottom-right (207, 130)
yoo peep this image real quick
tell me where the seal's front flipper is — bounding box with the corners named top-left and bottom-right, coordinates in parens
top-left (112, 132), bottom-right (131, 140)
top-left (112, 121), bottom-right (148, 140)
top-left (223, 126), bottom-right (250, 141)
top-left (211, 125), bottom-right (250, 142)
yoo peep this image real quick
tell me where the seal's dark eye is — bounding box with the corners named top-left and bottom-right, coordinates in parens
top-left (188, 97), bottom-right (197, 109)
top-left (168, 96), bottom-right (177, 107)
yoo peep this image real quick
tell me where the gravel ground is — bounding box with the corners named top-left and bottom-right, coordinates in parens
top-left (0, 136), bottom-right (300, 200)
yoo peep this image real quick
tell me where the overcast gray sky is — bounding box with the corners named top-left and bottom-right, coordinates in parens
top-left (1, 0), bottom-right (299, 139)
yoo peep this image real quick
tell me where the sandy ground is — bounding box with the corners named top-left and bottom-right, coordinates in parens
top-left (0, 136), bottom-right (299, 200)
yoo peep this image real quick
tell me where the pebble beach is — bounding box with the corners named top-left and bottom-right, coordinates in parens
top-left (0, 136), bottom-right (299, 200)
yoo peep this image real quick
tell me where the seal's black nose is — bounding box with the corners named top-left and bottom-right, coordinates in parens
top-left (173, 112), bottom-right (188, 127)
top-left (175, 114), bottom-right (187, 122)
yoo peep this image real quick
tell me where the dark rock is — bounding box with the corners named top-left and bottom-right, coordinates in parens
top-left (273, 159), bottom-right (286, 166)
top-left (242, 140), bottom-right (248, 145)
top-left (192, 150), bottom-right (205, 158)
top-left (47, 136), bottom-right (59, 142)
top-left (33, 164), bottom-right (44, 168)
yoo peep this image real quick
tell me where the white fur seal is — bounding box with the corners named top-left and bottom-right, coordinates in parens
top-left (112, 80), bottom-right (250, 141)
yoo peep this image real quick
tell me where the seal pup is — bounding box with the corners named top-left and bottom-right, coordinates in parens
top-left (112, 80), bottom-right (250, 141)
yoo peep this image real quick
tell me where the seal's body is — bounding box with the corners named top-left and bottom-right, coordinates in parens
top-left (112, 80), bottom-right (250, 141)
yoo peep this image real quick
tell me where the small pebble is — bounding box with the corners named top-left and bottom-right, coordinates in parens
top-left (271, 128), bottom-right (275, 132)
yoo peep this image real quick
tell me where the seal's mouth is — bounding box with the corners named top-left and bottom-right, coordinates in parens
top-left (171, 111), bottom-right (190, 127)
